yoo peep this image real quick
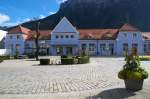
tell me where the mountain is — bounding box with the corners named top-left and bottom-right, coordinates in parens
top-left (15, 0), bottom-right (150, 31)
top-left (0, 26), bottom-right (8, 30)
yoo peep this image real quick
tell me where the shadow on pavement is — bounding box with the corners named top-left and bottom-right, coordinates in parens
top-left (87, 88), bottom-right (136, 99)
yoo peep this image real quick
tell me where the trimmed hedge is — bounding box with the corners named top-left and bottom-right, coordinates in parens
top-left (40, 59), bottom-right (50, 65)
top-left (139, 57), bottom-right (150, 61)
top-left (27, 54), bottom-right (35, 59)
top-left (0, 56), bottom-right (10, 60)
top-left (61, 56), bottom-right (90, 65)
top-left (0, 59), bottom-right (3, 63)
top-left (78, 56), bottom-right (90, 64)
top-left (61, 58), bottom-right (75, 65)
top-left (0, 56), bottom-right (11, 63)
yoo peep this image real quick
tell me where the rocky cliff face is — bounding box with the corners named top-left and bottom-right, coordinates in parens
top-left (20, 0), bottom-right (150, 31)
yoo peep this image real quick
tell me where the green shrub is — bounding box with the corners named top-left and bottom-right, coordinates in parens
top-left (0, 56), bottom-right (10, 60)
top-left (118, 48), bottom-right (149, 80)
top-left (61, 55), bottom-right (90, 65)
top-left (27, 54), bottom-right (35, 58)
top-left (61, 58), bottom-right (75, 65)
top-left (0, 59), bottom-right (3, 63)
top-left (78, 56), bottom-right (90, 64)
top-left (40, 59), bottom-right (50, 65)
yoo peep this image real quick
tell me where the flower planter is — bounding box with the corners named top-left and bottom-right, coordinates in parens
top-left (124, 79), bottom-right (144, 91)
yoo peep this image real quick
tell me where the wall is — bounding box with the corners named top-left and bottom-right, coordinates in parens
top-left (116, 31), bottom-right (144, 56)
top-left (5, 33), bottom-right (25, 55)
top-left (80, 40), bottom-right (116, 56)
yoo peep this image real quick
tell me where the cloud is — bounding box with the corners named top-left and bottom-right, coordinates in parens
top-left (0, 14), bottom-right (47, 27)
top-left (49, 11), bottom-right (56, 15)
top-left (0, 13), bottom-right (10, 24)
top-left (23, 18), bottom-right (31, 22)
top-left (2, 21), bottom-right (21, 26)
top-left (39, 14), bottom-right (46, 19)
top-left (56, 0), bottom-right (67, 4)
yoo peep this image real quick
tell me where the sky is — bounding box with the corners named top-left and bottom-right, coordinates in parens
top-left (0, 0), bottom-right (67, 27)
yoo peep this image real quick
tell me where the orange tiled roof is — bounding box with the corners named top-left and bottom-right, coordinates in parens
top-left (120, 23), bottom-right (140, 32)
top-left (8, 25), bottom-right (31, 34)
top-left (8, 26), bottom-right (51, 40)
top-left (79, 29), bottom-right (119, 40)
top-left (27, 30), bottom-right (51, 40)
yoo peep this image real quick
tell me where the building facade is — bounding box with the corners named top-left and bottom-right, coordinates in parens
top-left (4, 17), bottom-right (150, 56)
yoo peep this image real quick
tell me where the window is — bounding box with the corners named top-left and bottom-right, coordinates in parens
top-left (16, 44), bottom-right (20, 49)
top-left (25, 44), bottom-right (30, 48)
top-left (61, 35), bottom-right (64, 38)
top-left (82, 44), bottom-right (87, 50)
top-left (132, 43), bottom-right (138, 49)
top-left (148, 44), bottom-right (150, 50)
top-left (56, 35), bottom-right (59, 39)
top-left (10, 44), bottom-right (13, 51)
top-left (65, 35), bottom-right (69, 38)
top-left (133, 33), bottom-right (137, 38)
top-left (123, 43), bottom-right (128, 51)
top-left (109, 44), bottom-right (114, 50)
top-left (89, 44), bottom-right (95, 51)
top-left (71, 35), bottom-right (74, 38)
top-left (17, 35), bottom-right (20, 39)
top-left (10, 35), bottom-right (13, 39)
top-left (144, 44), bottom-right (147, 52)
top-left (124, 33), bottom-right (127, 37)
top-left (100, 44), bottom-right (106, 51)
top-left (109, 44), bottom-right (114, 55)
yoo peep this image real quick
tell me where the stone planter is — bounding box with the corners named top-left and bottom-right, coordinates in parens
top-left (124, 79), bottom-right (144, 91)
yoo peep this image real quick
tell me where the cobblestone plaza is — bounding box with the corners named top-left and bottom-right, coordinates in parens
top-left (0, 58), bottom-right (150, 99)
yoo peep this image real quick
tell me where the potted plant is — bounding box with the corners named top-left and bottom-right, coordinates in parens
top-left (118, 48), bottom-right (149, 91)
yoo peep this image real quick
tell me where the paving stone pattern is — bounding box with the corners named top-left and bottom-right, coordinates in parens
top-left (0, 58), bottom-right (149, 99)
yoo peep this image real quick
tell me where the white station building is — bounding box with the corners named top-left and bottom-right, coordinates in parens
top-left (4, 17), bottom-right (150, 56)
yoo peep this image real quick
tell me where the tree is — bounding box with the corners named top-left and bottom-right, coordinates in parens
top-left (35, 22), bottom-right (40, 61)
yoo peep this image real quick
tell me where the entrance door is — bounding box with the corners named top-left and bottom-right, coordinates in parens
top-left (66, 47), bottom-right (73, 56)
top-left (56, 47), bottom-right (63, 55)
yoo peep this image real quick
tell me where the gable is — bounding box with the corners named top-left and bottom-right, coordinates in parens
top-left (120, 23), bottom-right (140, 32)
top-left (52, 17), bottom-right (78, 33)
